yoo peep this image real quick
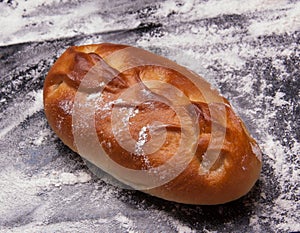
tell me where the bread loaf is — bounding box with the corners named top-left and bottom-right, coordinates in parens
top-left (43, 43), bottom-right (262, 205)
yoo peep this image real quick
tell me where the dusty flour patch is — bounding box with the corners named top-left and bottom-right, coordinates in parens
top-left (58, 99), bottom-right (74, 115)
top-left (0, 0), bottom-right (140, 46)
top-left (0, 89), bottom-right (43, 139)
top-left (114, 213), bottom-right (136, 233)
top-left (135, 125), bottom-right (148, 155)
top-left (0, 167), bottom-right (91, 225)
top-left (134, 125), bottom-right (152, 168)
top-left (170, 219), bottom-right (196, 233)
top-left (32, 129), bottom-right (51, 146)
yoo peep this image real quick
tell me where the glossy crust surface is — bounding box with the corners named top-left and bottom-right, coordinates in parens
top-left (43, 43), bottom-right (262, 205)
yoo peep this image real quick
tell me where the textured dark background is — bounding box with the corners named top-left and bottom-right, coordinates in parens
top-left (0, 1), bottom-right (299, 232)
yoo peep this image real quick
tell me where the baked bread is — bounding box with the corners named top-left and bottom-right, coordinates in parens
top-left (43, 43), bottom-right (262, 205)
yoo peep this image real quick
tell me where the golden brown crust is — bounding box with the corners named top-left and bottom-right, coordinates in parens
top-left (43, 43), bottom-right (262, 205)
